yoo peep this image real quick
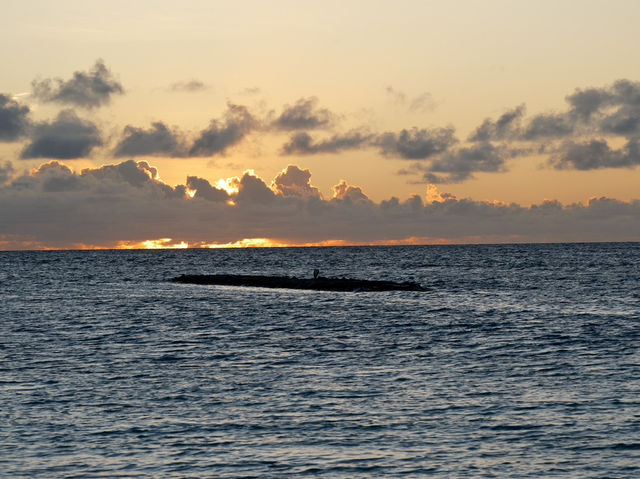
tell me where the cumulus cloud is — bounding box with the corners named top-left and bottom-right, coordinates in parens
top-left (272, 97), bottom-right (334, 130)
top-left (20, 110), bottom-right (102, 160)
top-left (1, 160), bottom-right (639, 248)
top-left (281, 130), bottom-right (372, 155)
top-left (468, 105), bottom-right (525, 142)
top-left (114, 122), bottom-right (186, 157)
top-left (169, 80), bottom-right (208, 92)
top-left (375, 127), bottom-right (457, 159)
top-left (421, 142), bottom-right (507, 183)
top-left (189, 103), bottom-right (256, 156)
top-left (234, 172), bottom-right (278, 205)
top-left (565, 87), bottom-right (615, 122)
top-left (460, 79), bottom-right (640, 173)
top-left (550, 139), bottom-right (640, 170)
top-left (185, 176), bottom-right (229, 202)
top-left (522, 112), bottom-right (574, 140)
top-left (332, 180), bottom-right (369, 202)
top-left (31, 59), bottom-right (124, 108)
top-left (0, 94), bottom-right (31, 141)
top-left (271, 165), bottom-right (321, 198)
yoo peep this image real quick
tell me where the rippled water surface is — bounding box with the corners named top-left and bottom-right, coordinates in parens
top-left (1, 244), bottom-right (639, 477)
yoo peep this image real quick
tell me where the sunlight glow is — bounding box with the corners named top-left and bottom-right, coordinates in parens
top-left (216, 178), bottom-right (240, 195)
top-left (117, 238), bottom-right (189, 249)
top-left (204, 238), bottom-right (286, 248)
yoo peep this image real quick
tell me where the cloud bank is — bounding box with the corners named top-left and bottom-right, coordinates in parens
top-left (1, 160), bottom-right (638, 249)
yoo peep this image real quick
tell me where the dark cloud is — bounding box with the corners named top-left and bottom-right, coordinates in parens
top-left (0, 160), bottom-right (14, 184)
top-left (375, 127), bottom-right (457, 159)
top-left (114, 122), bottom-right (186, 157)
top-left (20, 110), bottom-right (102, 160)
top-left (463, 80), bottom-right (640, 151)
top-left (550, 139), bottom-right (640, 170)
top-left (234, 172), bottom-right (278, 205)
top-left (189, 103), bottom-right (256, 157)
top-left (566, 87), bottom-right (614, 122)
top-left (0, 94), bottom-right (31, 141)
top-left (609, 79), bottom-right (640, 106)
top-left (169, 80), bottom-right (208, 92)
top-left (421, 143), bottom-right (507, 183)
top-left (185, 176), bottom-right (229, 202)
top-left (272, 97), bottom-right (334, 130)
top-left (1, 160), bottom-right (639, 248)
top-left (468, 105), bottom-right (525, 142)
top-left (522, 113), bottom-right (574, 140)
top-left (564, 80), bottom-right (640, 136)
top-left (31, 59), bottom-right (124, 108)
top-left (600, 107), bottom-right (640, 136)
top-left (281, 130), bottom-right (372, 155)
top-left (272, 165), bottom-right (321, 198)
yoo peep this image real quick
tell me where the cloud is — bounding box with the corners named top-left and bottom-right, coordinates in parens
top-left (522, 112), bottom-right (574, 140)
top-left (31, 59), bottom-right (124, 108)
top-left (281, 130), bottom-right (372, 155)
top-left (169, 80), bottom-right (208, 92)
top-left (421, 142), bottom-right (507, 183)
top-left (332, 180), bottom-right (369, 202)
top-left (272, 97), bottom-right (334, 130)
top-left (409, 92), bottom-right (436, 113)
top-left (1, 160), bottom-right (639, 248)
top-left (468, 105), bottom-right (525, 142)
top-left (0, 160), bottom-right (14, 184)
top-left (238, 87), bottom-right (261, 96)
top-left (189, 103), bottom-right (256, 156)
top-left (185, 176), bottom-right (229, 202)
top-left (565, 87), bottom-right (615, 122)
top-left (600, 108), bottom-right (640, 136)
top-left (114, 122), bottom-right (186, 157)
top-left (271, 165), bottom-right (321, 198)
top-left (0, 94), bottom-right (31, 142)
top-left (550, 139), bottom-right (640, 170)
top-left (386, 86), bottom-right (436, 113)
top-left (20, 110), bottom-right (102, 160)
top-left (375, 127), bottom-right (457, 159)
top-left (386, 86), bottom-right (407, 104)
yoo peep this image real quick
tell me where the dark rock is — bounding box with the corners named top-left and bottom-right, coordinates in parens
top-left (171, 274), bottom-right (426, 292)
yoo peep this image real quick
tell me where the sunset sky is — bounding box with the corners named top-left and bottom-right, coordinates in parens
top-left (2, 0), bottom-right (640, 249)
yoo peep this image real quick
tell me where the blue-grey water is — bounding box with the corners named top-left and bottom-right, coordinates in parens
top-left (1, 243), bottom-right (639, 477)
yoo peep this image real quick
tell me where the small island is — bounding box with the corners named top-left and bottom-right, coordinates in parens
top-left (171, 273), bottom-right (426, 292)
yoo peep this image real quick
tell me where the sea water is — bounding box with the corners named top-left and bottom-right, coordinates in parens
top-left (1, 243), bottom-right (639, 477)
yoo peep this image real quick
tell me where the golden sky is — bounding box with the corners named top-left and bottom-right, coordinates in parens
top-left (1, 1), bottom-right (640, 248)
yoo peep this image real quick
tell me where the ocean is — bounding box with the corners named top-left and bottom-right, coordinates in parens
top-left (1, 243), bottom-right (639, 477)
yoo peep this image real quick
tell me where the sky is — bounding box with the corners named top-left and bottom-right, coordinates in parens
top-left (1, 0), bottom-right (640, 249)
